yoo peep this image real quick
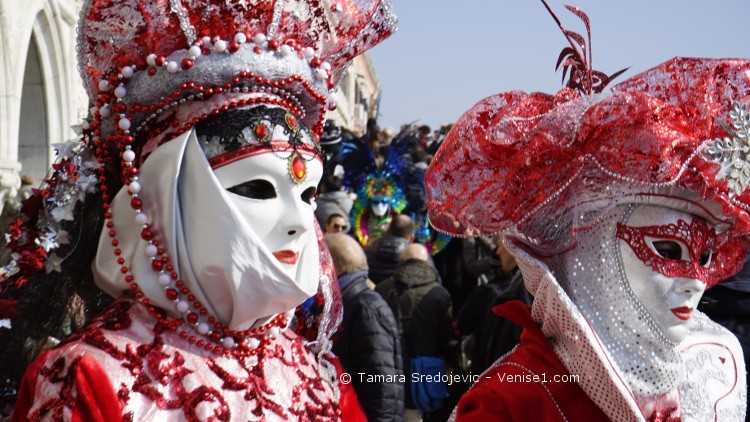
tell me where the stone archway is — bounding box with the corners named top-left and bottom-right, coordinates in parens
top-left (0, 1), bottom-right (82, 224)
top-left (18, 35), bottom-right (49, 185)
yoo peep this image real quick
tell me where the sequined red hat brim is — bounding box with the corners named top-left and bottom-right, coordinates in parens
top-left (426, 58), bottom-right (750, 262)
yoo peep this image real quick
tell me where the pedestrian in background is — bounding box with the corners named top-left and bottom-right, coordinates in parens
top-left (327, 233), bottom-right (405, 422)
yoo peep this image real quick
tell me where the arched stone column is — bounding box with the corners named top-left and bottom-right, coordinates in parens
top-left (0, 0), bottom-right (84, 215)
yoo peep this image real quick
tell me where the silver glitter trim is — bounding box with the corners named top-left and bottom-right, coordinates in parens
top-left (267, 0), bottom-right (286, 39)
top-left (113, 41), bottom-right (327, 139)
top-left (169, 0), bottom-right (197, 45)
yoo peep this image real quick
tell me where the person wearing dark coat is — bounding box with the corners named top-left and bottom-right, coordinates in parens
top-left (326, 233), bottom-right (405, 422)
top-left (376, 243), bottom-right (453, 421)
top-left (462, 236), bottom-right (500, 283)
top-left (440, 235), bottom-right (498, 312)
top-left (366, 214), bottom-right (415, 283)
top-left (458, 237), bottom-right (532, 375)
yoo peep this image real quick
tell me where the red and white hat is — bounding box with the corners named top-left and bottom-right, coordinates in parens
top-left (78, 0), bottom-right (396, 165)
top-left (426, 57), bottom-right (750, 285)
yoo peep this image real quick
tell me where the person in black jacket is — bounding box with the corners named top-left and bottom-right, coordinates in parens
top-left (376, 243), bottom-right (453, 421)
top-left (366, 214), bottom-right (415, 284)
top-left (326, 233), bottom-right (405, 421)
top-left (457, 236), bottom-right (532, 375)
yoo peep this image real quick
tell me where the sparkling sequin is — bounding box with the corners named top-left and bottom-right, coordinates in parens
top-left (22, 299), bottom-right (340, 420)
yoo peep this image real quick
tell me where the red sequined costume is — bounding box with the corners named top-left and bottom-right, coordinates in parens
top-left (425, 24), bottom-right (750, 420)
top-left (0, 1), bottom-right (395, 421)
top-left (14, 299), bottom-right (339, 421)
top-left (456, 301), bottom-right (610, 421)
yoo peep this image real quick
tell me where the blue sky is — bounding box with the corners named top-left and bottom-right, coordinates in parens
top-left (368, 0), bottom-right (750, 132)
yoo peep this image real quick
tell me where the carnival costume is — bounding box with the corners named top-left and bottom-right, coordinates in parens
top-left (340, 134), bottom-right (406, 247)
top-left (425, 5), bottom-right (750, 421)
top-left (341, 131), bottom-right (448, 252)
top-left (0, 0), bottom-right (395, 420)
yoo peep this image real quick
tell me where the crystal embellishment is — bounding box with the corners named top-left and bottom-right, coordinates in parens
top-left (704, 101), bottom-right (750, 197)
top-left (289, 153), bottom-right (307, 183)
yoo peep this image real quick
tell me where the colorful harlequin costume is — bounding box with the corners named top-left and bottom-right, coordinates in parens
top-left (352, 174), bottom-right (407, 246)
top-left (341, 130), bottom-right (449, 253)
top-left (0, 0), bottom-right (395, 420)
top-left (340, 133), bottom-right (409, 247)
top-left (426, 5), bottom-right (750, 421)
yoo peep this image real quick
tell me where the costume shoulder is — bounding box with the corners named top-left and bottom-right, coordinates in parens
top-left (13, 346), bottom-right (121, 421)
top-left (456, 360), bottom-right (563, 421)
top-left (679, 311), bottom-right (747, 421)
top-left (457, 350), bottom-right (612, 421)
top-left (12, 300), bottom-right (144, 421)
top-left (456, 302), bottom-right (612, 421)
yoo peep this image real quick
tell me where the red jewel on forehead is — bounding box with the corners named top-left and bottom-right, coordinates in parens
top-left (289, 153), bottom-right (307, 183)
top-left (254, 122), bottom-right (270, 143)
top-left (285, 112), bottom-right (299, 132)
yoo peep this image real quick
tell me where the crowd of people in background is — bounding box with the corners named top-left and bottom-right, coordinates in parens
top-left (311, 120), bottom-right (537, 421)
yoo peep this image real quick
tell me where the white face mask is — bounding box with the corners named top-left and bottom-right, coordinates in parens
top-left (178, 138), bottom-right (323, 331)
top-left (544, 204), bottom-right (691, 396)
top-left (371, 201), bottom-right (390, 217)
top-left (619, 205), bottom-right (709, 344)
top-left (213, 152), bottom-right (322, 282)
top-left (94, 130), bottom-right (324, 333)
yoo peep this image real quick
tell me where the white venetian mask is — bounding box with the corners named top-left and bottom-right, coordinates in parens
top-left (617, 205), bottom-right (712, 343)
top-left (371, 200), bottom-right (390, 217)
top-left (212, 151), bottom-right (322, 283)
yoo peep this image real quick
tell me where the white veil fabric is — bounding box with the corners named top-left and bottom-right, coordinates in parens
top-left (93, 129), bottom-right (321, 332)
top-left (506, 208), bottom-right (747, 421)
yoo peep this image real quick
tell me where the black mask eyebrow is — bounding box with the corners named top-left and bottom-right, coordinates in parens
top-left (195, 107), bottom-right (268, 152)
top-left (195, 106), bottom-right (310, 154)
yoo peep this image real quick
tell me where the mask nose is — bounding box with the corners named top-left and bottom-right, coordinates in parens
top-left (279, 197), bottom-right (311, 238)
top-left (674, 277), bottom-right (705, 295)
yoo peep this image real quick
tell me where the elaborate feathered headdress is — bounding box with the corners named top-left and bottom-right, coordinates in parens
top-left (341, 129), bottom-right (450, 252)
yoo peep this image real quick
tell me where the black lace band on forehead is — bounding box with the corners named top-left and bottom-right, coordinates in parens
top-left (195, 106), bottom-right (321, 162)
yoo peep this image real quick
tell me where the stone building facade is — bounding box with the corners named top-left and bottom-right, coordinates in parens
top-left (328, 53), bottom-right (382, 136)
top-left (0, 0), bottom-right (86, 215)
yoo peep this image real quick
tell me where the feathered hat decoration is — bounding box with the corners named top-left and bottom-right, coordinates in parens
top-left (425, 2), bottom-right (750, 285)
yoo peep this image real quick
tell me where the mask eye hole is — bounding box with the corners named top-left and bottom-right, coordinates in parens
top-left (651, 240), bottom-right (684, 261)
top-left (228, 180), bottom-right (276, 200)
top-left (301, 186), bottom-right (316, 205)
top-left (699, 249), bottom-right (712, 267)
